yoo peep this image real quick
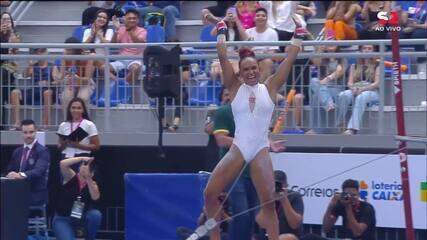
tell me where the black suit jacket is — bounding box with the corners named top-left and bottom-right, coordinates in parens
top-left (7, 142), bottom-right (50, 205)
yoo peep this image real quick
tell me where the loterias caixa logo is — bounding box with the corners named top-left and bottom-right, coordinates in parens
top-left (359, 180), bottom-right (403, 201)
top-left (375, 11), bottom-right (401, 32)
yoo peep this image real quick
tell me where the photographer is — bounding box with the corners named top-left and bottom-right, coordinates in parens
top-left (322, 179), bottom-right (376, 240)
top-left (270, 170), bottom-right (304, 240)
top-left (53, 156), bottom-right (102, 240)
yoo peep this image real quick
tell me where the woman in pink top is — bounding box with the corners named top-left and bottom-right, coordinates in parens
top-left (236, 1), bottom-right (260, 29)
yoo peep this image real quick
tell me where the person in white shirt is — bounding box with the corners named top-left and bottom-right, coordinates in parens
top-left (57, 97), bottom-right (100, 160)
top-left (82, 9), bottom-right (114, 82)
top-left (259, 1), bottom-right (299, 51)
top-left (245, 7), bottom-right (279, 83)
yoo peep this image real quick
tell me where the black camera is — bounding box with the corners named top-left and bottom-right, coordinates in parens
top-left (275, 181), bottom-right (283, 193)
top-left (340, 192), bottom-right (352, 201)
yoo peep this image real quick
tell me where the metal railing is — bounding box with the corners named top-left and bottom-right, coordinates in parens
top-left (9, 1), bottom-right (34, 25)
top-left (1, 39), bottom-right (426, 134)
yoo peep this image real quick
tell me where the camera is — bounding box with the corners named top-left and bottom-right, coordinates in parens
top-left (340, 192), bottom-right (352, 201)
top-left (275, 181), bottom-right (283, 193)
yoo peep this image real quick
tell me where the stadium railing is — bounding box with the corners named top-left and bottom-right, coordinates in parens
top-left (1, 39), bottom-right (426, 134)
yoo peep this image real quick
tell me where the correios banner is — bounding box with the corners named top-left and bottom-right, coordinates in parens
top-left (271, 153), bottom-right (427, 229)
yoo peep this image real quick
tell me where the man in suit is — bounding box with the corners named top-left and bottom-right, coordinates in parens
top-left (6, 119), bottom-right (51, 206)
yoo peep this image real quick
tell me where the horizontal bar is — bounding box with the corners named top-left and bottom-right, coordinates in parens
top-left (1, 51), bottom-right (425, 61)
top-left (1, 39), bottom-right (427, 49)
top-left (395, 136), bottom-right (427, 144)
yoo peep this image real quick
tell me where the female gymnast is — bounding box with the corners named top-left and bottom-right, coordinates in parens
top-left (203, 21), bottom-right (301, 240)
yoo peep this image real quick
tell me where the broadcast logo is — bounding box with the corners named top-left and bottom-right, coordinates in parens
top-left (375, 11), bottom-right (401, 32)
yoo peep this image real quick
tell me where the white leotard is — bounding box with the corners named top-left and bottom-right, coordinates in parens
top-left (231, 83), bottom-right (275, 162)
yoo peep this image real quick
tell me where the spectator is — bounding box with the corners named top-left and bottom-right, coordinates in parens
top-left (202, 1), bottom-right (237, 25)
top-left (284, 65), bottom-right (308, 132)
top-left (83, 9), bottom-right (114, 51)
top-left (324, 1), bottom-right (361, 40)
top-left (53, 156), bottom-right (102, 240)
top-left (0, 11), bottom-right (20, 64)
top-left (57, 97), bottom-right (100, 160)
top-left (109, 9), bottom-right (146, 102)
top-left (294, 1), bottom-right (317, 40)
top-left (336, 45), bottom-right (380, 135)
top-left (236, 1), bottom-right (260, 30)
top-left (258, 1), bottom-right (298, 51)
top-left (1, 12), bottom-right (20, 129)
top-left (137, 1), bottom-right (180, 41)
top-left (82, 9), bottom-right (114, 82)
top-left (10, 48), bottom-right (60, 130)
top-left (322, 179), bottom-right (376, 239)
top-left (358, 1), bottom-right (392, 40)
top-left (307, 44), bottom-right (346, 134)
top-left (210, 7), bottom-right (249, 81)
top-left (55, 37), bottom-right (96, 115)
top-left (81, 1), bottom-right (115, 26)
top-left (245, 7), bottom-right (279, 83)
top-left (396, 0), bottom-right (427, 66)
top-left (5, 119), bottom-right (50, 206)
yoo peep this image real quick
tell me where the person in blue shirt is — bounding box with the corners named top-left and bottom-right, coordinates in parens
top-left (9, 48), bottom-right (60, 130)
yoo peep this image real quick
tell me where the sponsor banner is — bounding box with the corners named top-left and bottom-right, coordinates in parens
top-left (271, 152), bottom-right (426, 229)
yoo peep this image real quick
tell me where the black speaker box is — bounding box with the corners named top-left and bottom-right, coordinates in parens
top-left (143, 45), bottom-right (181, 98)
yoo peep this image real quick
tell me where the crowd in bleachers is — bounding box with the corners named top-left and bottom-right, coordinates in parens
top-left (0, 1), bottom-right (426, 134)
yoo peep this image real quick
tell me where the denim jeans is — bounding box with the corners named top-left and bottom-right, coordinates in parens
top-left (137, 5), bottom-right (180, 41)
top-left (337, 90), bottom-right (379, 130)
top-left (309, 79), bottom-right (343, 133)
top-left (53, 209), bottom-right (102, 240)
top-left (227, 176), bottom-right (259, 240)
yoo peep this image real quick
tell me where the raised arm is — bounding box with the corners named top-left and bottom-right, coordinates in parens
top-left (322, 193), bottom-right (340, 233)
top-left (344, 4), bottom-right (361, 22)
top-left (59, 156), bottom-right (92, 184)
top-left (216, 22), bottom-right (240, 92)
top-left (265, 38), bottom-right (301, 99)
top-left (326, 2), bottom-right (337, 19)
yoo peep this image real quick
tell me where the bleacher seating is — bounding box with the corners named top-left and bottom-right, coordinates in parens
top-left (188, 79), bottom-right (222, 106)
top-left (72, 25), bottom-right (89, 42)
top-left (95, 79), bottom-right (132, 107)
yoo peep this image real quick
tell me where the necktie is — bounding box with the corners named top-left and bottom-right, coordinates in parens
top-left (20, 146), bottom-right (30, 171)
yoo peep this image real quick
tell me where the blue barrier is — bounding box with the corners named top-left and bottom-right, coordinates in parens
top-left (125, 173), bottom-right (209, 240)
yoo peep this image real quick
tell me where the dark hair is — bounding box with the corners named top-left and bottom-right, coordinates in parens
top-left (66, 97), bottom-right (91, 122)
top-left (238, 47), bottom-right (256, 66)
top-left (95, 9), bottom-right (110, 37)
top-left (0, 12), bottom-right (15, 40)
top-left (65, 36), bottom-right (80, 44)
top-left (1, 12), bottom-right (14, 29)
top-left (64, 37), bottom-right (83, 55)
top-left (20, 119), bottom-right (36, 128)
top-left (342, 179), bottom-right (359, 191)
top-left (274, 170), bottom-right (287, 185)
top-left (125, 8), bottom-right (140, 17)
top-left (255, 7), bottom-right (268, 15)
